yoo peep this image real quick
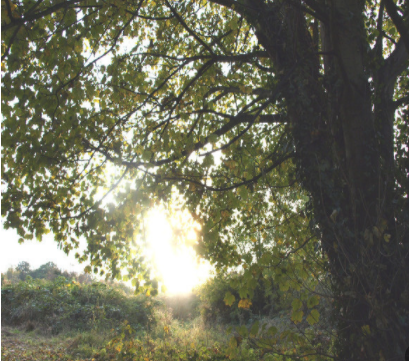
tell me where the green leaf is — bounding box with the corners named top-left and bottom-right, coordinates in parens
top-left (238, 186), bottom-right (249, 200)
top-left (292, 298), bottom-right (302, 311)
top-left (291, 309), bottom-right (304, 323)
top-left (237, 325), bottom-right (248, 338)
top-left (250, 321), bottom-right (259, 337)
top-left (306, 309), bottom-right (320, 325)
top-left (279, 281), bottom-right (290, 292)
top-left (142, 150), bottom-right (152, 160)
top-left (307, 295), bottom-right (320, 308)
top-left (267, 326), bottom-right (278, 336)
top-left (224, 291), bottom-right (236, 306)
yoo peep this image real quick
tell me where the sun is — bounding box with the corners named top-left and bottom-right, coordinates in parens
top-left (145, 208), bottom-right (211, 294)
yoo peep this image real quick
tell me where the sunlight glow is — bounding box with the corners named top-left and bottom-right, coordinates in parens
top-left (146, 208), bottom-right (211, 294)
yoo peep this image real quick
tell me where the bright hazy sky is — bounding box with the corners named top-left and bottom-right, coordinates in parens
top-left (1, 213), bottom-right (212, 294)
top-left (0, 225), bottom-right (87, 274)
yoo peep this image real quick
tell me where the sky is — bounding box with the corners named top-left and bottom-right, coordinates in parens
top-left (1, 213), bottom-right (212, 293)
top-left (0, 226), bottom-right (87, 274)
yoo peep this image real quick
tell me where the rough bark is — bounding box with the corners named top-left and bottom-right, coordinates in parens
top-left (242, 0), bottom-right (409, 359)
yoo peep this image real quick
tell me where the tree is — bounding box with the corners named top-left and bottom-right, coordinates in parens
top-left (16, 261), bottom-right (31, 280)
top-left (3, 266), bottom-right (21, 284)
top-left (30, 261), bottom-right (61, 279)
top-left (1, 0), bottom-right (408, 359)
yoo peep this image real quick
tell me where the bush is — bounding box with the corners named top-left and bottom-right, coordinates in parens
top-left (1, 276), bottom-right (158, 334)
top-left (195, 272), bottom-right (288, 325)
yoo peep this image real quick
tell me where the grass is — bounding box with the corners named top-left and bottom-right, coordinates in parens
top-left (1, 308), bottom-right (321, 361)
top-left (2, 325), bottom-right (87, 361)
top-left (1, 318), bottom-right (247, 361)
top-left (1, 277), bottom-right (334, 360)
top-left (1, 301), bottom-right (265, 361)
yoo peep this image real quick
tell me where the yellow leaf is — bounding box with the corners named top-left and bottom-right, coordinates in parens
top-left (229, 336), bottom-right (237, 348)
top-left (383, 233), bottom-right (391, 242)
top-left (238, 299), bottom-right (252, 309)
top-left (362, 325), bottom-right (371, 335)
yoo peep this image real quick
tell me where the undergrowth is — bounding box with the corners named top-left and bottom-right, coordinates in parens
top-left (1, 275), bottom-right (334, 360)
top-left (1, 276), bottom-right (156, 334)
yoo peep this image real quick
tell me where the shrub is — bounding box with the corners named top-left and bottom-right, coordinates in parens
top-left (1, 276), bottom-right (157, 334)
top-left (195, 272), bottom-right (288, 325)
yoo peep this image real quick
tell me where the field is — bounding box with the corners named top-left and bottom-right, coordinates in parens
top-left (1, 270), bottom-right (334, 361)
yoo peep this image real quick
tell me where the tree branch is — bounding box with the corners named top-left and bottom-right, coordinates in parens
top-left (393, 95), bottom-right (409, 109)
top-left (151, 151), bottom-right (295, 192)
top-left (381, 39), bottom-right (409, 89)
top-left (164, 0), bottom-right (214, 55)
top-left (2, 0), bottom-right (85, 31)
top-left (374, 0), bottom-right (385, 60)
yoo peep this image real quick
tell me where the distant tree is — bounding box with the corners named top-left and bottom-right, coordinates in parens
top-left (29, 261), bottom-right (61, 280)
top-left (16, 261), bottom-right (31, 281)
top-left (16, 261), bottom-right (30, 273)
top-left (77, 272), bottom-right (94, 285)
top-left (4, 267), bottom-right (20, 284)
top-left (60, 269), bottom-right (77, 280)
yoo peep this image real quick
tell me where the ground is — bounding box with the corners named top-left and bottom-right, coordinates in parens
top-left (1, 326), bottom-right (94, 361)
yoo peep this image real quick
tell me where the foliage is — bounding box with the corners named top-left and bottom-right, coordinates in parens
top-left (1, 261), bottom-right (94, 285)
top-left (2, 0), bottom-right (409, 359)
top-left (1, 276), bottom-right (156, 334)
top-left (1, 274), bottom-right (337, 361)
top-left (196, 271), bottom-right (286, 325)
top-left (195, 271), bottom-right (335, 359)
top-left (98, 319), bottom-right (259, 361)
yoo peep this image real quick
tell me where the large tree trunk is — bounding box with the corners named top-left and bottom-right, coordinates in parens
top-left (250, 0), bottom-right (409, 359)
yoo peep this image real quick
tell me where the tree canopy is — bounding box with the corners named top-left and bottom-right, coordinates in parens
top-left (2, 0), bottom-right (408, 359)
